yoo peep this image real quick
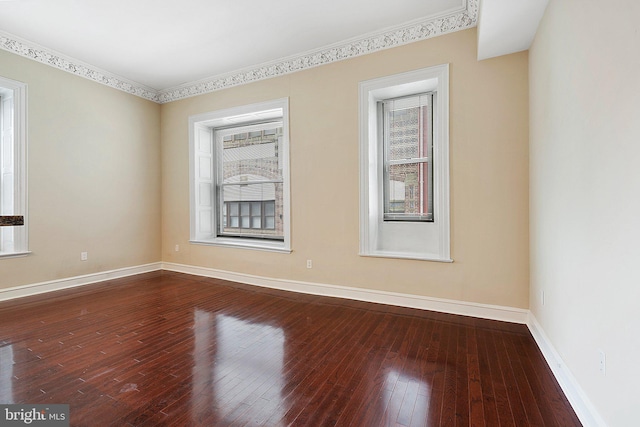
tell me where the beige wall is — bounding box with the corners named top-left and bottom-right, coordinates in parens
top-left (0, 50), bottom-right (162, 288)
top-left (161, 28), bottom-right (530, 308)
top-left (530, 0), bottom-right (640, 425)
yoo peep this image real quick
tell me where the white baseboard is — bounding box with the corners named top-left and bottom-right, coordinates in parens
top-left (161, 262), bottom-right (529, 324)
top-left (527, 313), bottom-right (606, 427)
top-left (0, 261), bottom-right (526, 323)
top-left (0, 262), bottom-right (162, 302)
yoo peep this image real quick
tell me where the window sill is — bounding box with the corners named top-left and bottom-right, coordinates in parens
top-left (359, 251), bottom-right (453, 263)
top-left (0, 251), bottom-right (32, 259)
top-left (190, 239), bottom-right (291, 254)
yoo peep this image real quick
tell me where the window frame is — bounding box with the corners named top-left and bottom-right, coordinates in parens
top-left (189, 98), bottom-right (291, 253)
top-left (359, 65), bottom-right (451, 262)
top-left (0, 75), bottom-right (29, 259)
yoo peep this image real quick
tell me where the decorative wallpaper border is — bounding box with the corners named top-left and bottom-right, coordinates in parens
top-left (0, 0), bottom-right (477, 104)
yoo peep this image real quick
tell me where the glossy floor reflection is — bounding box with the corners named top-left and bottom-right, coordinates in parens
top-left (191, 311), bottom-right (285, 425)
top-left (0, 271), bottom-right (581, 426)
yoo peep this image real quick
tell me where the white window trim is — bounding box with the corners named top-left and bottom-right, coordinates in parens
top-left (0, 76), bottom-right (29, 259)
top-left (188, 98), bottom-right (291, 253)
top-left (359, 64), bottom-right (451, 262)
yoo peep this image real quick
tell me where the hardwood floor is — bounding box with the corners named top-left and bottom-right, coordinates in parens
top-left (0, 271), bottom-right (581, 426)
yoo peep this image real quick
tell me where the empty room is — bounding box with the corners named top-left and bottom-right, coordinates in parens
top-left (0, 0), bottom-right (637, 425)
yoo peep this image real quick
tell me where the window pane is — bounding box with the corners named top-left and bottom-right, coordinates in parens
top-left (385, 162), bottom-right (431, 219)
top-left (265, 201), bottom-right (275, 216)
top-left (265, 217), bottom-right (275, 229)
top-left (220, 184), bottom-right (281, 235)
top-left (241, 216), bottom-right (250, 228)
top-left (251, 202), bottom-right (261, 215)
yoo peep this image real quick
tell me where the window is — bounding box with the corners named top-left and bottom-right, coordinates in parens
top-left (215, 122), bottom-right (283, 240)
top-left (359, 65), bottom-right (450, 261)
top-left (0, 76), bottom-right (28, 258)
top-left (189, 99), bottom-right (290, 252)
top-left (223, 201), bottom-right (276, 232)
top-left (381, 93), bottom-right (433, 222)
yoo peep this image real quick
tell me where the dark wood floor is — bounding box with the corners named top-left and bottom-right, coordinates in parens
top-left (0, 271), bottom-right (581, 426)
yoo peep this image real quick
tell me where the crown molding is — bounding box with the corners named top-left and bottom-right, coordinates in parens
top-left (0, 0), bottom-right (477, 104)
top-left (0, 30), bottom-right (160, 102)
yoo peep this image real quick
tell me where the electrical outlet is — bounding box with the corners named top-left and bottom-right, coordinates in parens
top-left (541, 290), bottom-right (545, 306)
top-left (81, 252), bottom-right (88, 261)
top-left (306, 259), bottom-right (312, 269)
top-left (598, 349), bottom-right (606, 375)
top-left (175, 244), bottom-right (180, 252)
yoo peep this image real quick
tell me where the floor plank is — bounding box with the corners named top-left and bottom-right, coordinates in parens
top-left (0, 271), bottom-right (581, 426)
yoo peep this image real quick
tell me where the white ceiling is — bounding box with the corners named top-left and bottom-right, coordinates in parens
top-left (0, 0), bottom-right (546, 103)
